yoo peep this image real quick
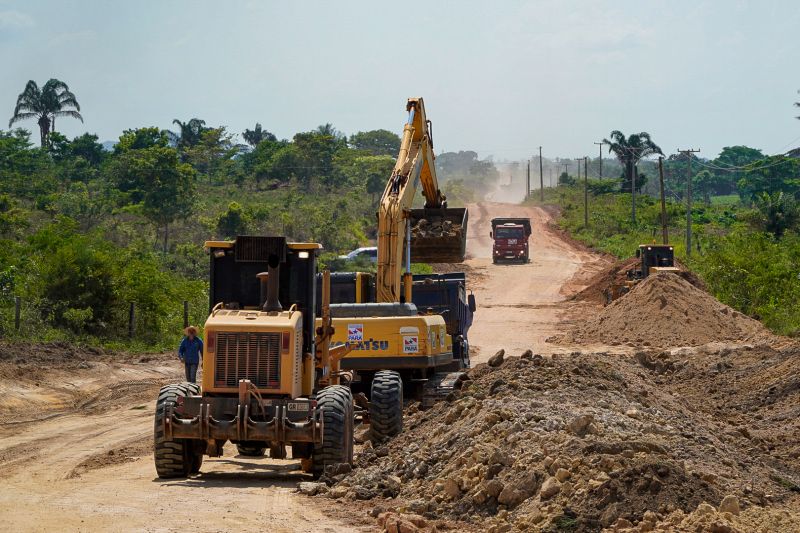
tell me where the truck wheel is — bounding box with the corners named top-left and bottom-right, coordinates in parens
top-left (370, 370), bottom-right (403, 443)
top-left (154, 383), bottom-right (202, 478)
top-left (236, 444), bottom-right (267, 457)
top-left (312, 385), bottom-right (354, 478)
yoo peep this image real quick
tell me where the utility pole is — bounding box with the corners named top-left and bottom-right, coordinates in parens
top-left (562, 163), bottom-right (569, 185)
top-left (630, 158), bottom-right (637, 224)
top-left (593, 141), bottom-right (603, 179)
top-left (526, 159), bottom-right (530, 201)
top-left (658, 157), bottom-right (668, 244)
top-left (679, 148), bottom-right (701, 257)
top-left (539, 146), bottom-right (544, 201)
top-left (583, 156), bottom-right (589, 227)
top-left (549, 168), bottom-right (553, 187)
top-left (576, 157), bottom-right (588, 227)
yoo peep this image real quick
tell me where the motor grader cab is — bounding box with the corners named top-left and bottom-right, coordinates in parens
top-left (153, 236), bottom-right (354, 479)
top-left (604, 244), bottom-right (681, 304)
top-left (630, 244), bottom-right (679, 279)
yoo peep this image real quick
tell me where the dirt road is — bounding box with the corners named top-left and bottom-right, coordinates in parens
top-left (0, 355), bottom-right (367, 533)
top-left (464, 202), bottom-right (609, 363)
top-left (0, 201), bottom-right (607, 532)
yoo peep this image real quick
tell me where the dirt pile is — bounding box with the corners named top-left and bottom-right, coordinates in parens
top-left (559, 272), bottom-right (773, 348)
top-left (317, 348), bottom-right (800, 531)
top-left (574, 257), bottom-right (704, 305)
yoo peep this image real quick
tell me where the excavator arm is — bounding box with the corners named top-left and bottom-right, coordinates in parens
top-left (376, 98), bottom-right (467, 303)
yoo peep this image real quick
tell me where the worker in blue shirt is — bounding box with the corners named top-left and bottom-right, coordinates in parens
top-left (178, 326), bottom-right (203, 383)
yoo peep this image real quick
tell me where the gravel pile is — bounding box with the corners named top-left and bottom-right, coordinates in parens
top-left (559, 272), bottom-right (773, 349)
top-left (308, 346), bottom-right (800, 532)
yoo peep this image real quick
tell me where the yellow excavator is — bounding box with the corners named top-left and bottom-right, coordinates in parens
top-left (325, 98), bottom-right (470, 442)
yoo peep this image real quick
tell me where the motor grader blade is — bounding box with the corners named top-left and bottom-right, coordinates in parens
top-left (409, 207), bottom-right (468, 263)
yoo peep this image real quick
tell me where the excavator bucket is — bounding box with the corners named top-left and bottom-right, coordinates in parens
top-left (409, 208), bottom-right (468, 263)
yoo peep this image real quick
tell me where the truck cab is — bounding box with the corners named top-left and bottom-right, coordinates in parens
top-left (490, 218), bottom-right (532, 264)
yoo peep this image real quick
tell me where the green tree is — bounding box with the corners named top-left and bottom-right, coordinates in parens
top-left (752, 191), bottom-right (800, 237)
top-left (216, 201), bottom-right (251, 238)
top-left (183, 127), bottom-right (239, 179)
top-left (242, 123), bottom-right (277, 147)
top-left (348, 129), bottom-right (401, 156)
top-left (169, 118), bottom-right (208, 150)
top-left (109, 129), bottom-right (197, 251)
top-left (693, 169), bottom-right (725, 204)
top-left (293, 125), bottom-right (347, 189)
top-left (603, 131), bottom-right (663, 193)
top-left (737, 156), bottom-right (800, 201)
top-left (710, 146), bottom-right (764, 195)
top-left (8, 79), bottom-right (83, 147)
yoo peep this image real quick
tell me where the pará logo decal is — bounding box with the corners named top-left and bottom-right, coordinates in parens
top-left (403, 335), bottom-right (418, 354)
top-left (347, 324), bottom-right (363, 342)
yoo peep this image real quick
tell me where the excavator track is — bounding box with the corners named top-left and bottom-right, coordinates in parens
top-left (421, 371), bottom-right (469, 409)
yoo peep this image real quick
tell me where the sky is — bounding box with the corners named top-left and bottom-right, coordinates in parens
top-left (1, 0), bottom-right (799, 161)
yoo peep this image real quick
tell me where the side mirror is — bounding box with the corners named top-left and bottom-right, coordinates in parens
top-left (468, 294), bottom-right (477, 313)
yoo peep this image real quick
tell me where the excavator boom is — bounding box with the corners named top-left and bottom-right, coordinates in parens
top-left (376, 98), bottom-right (468, 303)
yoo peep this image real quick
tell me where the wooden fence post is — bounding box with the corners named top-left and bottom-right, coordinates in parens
top-left (183, 300), bottom-right (189, 329)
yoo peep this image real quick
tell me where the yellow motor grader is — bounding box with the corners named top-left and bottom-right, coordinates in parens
top-left (604, 244), bottom-right (681, 303)
top-left (153, 236), bottom-right (353, 478)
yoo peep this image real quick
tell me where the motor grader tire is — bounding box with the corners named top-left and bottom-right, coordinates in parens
top-left (312, 385), bottom-right (354, 478)
top-left (236, 444), bottom-right (267, 457)
top-left (369, 370), bottom-right (403, 443)
top-left (154, 383), bottom-right (202, 478)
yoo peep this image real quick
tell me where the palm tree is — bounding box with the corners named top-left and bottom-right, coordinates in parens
top-left (8, 79), bottom-right (83, 147)
top-left (603, 130), bottom-right (663, 193)
top-left (754, 191), bottom-right (799, 237)
top-left (242, 122), bottom-right (276, 147)
top-left (169, 118), bottom-right (207, 149)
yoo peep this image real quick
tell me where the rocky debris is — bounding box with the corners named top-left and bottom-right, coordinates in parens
top-left (487, 349), bottom-right (505, 368)
top-left (297, 482), bottom-right (328, 496)
top-left (411, 218), bottom-right (463, 240)
top-left (322, 344), bottom-right (800, 530)
top-left (612, 499), bottom-right (800, 532)
top-left (719, 494), bottom-right (741, 516)
top-left (558, 273), bottom-right (775, 349)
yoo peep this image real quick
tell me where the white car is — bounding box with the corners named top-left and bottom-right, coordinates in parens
top-left (339, 246), bottom-right (378, 263)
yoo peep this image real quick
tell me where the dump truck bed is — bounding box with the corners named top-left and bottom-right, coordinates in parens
top-left (491, 217), bottom-right (532, 236)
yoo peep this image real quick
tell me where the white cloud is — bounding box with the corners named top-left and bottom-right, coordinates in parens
top-left (0, 9), bottom-right (33, 29)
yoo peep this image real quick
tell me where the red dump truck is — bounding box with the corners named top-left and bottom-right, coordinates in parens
top-left (490, 218), bottom-right (532, 264)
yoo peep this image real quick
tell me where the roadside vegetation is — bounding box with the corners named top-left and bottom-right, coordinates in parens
top-left (0, 78), bottom-right (496, 349)
top-left (532, 134), bottom-right (800, 336)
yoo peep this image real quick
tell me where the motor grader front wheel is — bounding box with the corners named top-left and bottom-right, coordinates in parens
top-left (154, 383), bottom-right (204, 478)
top-left (369, 370), bottom-right (403, 443)
top-left (312, 385), bottom-right (354, 478)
